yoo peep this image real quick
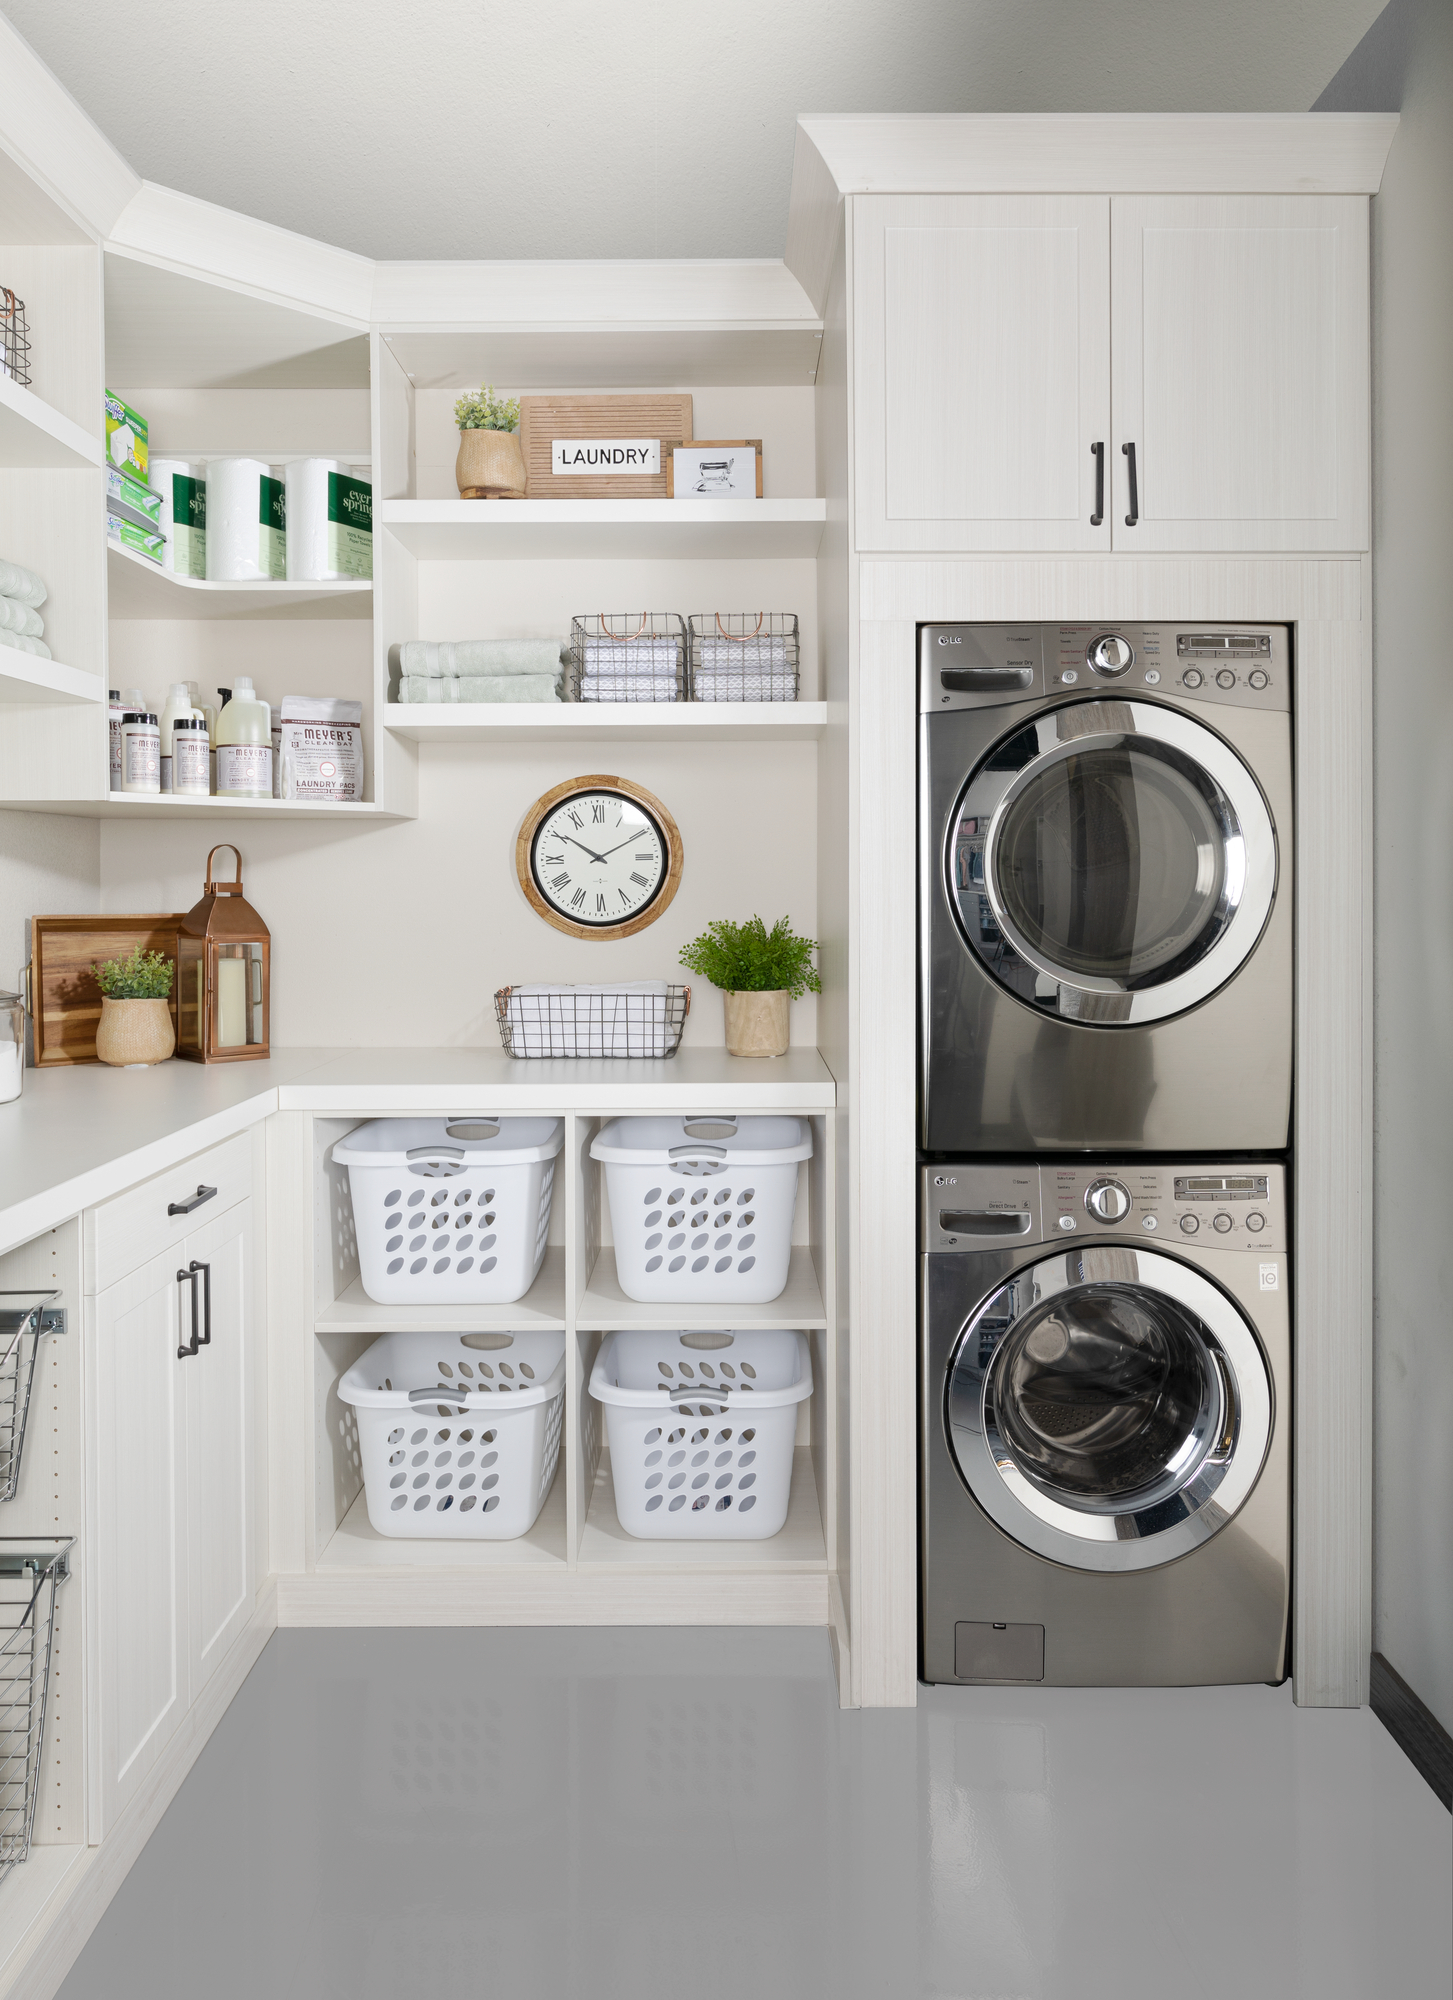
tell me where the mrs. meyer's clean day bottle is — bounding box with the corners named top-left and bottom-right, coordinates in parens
top-left (214, 675), bottom-right (272, 797)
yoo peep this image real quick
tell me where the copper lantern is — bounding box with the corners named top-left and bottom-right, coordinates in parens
top-left (176, 844), bottom-right (270, 1063)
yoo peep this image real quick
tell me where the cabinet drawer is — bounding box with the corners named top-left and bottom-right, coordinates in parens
top-left (87, 1132), bottom-right (253, 1292)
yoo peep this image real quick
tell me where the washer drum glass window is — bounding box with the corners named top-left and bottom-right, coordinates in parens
top-left (945, 1246), bottom-right (1272, 1572)
top-left (946, 700), bottom-right (1277, 1025)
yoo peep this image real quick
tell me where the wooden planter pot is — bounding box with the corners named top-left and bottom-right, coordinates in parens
top-left (456, 428), bottom-right (527, 500)
top-left (95, 997), bottom-right (176, 1067)
top-left (722, 989), bottom-right (790, 1058)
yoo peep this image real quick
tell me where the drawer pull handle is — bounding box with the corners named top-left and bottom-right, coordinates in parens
top-left (177, 1267), bottom-right (200, 1359)
top-left (168, 1184), bottom-right (217, 1217)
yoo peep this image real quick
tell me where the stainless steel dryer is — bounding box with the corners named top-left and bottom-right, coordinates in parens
top-left (920, 623), bottom-right (1292, 1153)
top-left (920, 1160), bottom-right (1289, 1686)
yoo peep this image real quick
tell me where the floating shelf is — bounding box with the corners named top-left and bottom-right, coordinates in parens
top-left (385, 700), bottom-right (827, 743)
top-left (106, 544), bottom-right (372, 620)
top-left (0, 374), bottom-right (102, 470)
top-left (318, 1479), bottom-right (567, 1571)
top-left (578, 1448), bottom-right (826, 1571)
top-left (0, 653), bottom-right (105, 706)
top-left (315, 1249), bottom-right (568, 1334)
top-left (578, 1245), bottom-right (827, 1332)
top-left (378, 497), bottom-right (828, 560)
top-left (3, 793), bottom-right (405, 822)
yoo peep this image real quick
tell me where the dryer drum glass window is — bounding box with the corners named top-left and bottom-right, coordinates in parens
top-left (947, 702), bottom-right (1277, 1026)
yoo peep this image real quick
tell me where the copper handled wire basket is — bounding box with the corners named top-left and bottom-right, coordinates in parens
top-left (495, 985), bottom-right (690, 1058)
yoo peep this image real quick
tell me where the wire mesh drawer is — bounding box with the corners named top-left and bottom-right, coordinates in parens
top-left (0, 1540), bottom-right (71, 1877)
top-left (495, 984), bottom-right (690, 1058)
top-left (688, 614), bottom-right (799, 703)
top-left (0, 1295), bottom-right (58, 1504)
top-left (568, 614), bottom-right (685, 703)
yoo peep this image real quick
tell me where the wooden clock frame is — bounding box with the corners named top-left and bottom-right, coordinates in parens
top-left (515, 773), bottom-right (684, 942)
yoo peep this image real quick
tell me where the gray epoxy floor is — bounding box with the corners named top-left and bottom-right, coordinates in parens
top-left (58, 1628), bottom-right (1452, 2000)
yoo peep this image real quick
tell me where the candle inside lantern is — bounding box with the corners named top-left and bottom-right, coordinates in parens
top-left (215, 953), bottom-right (247, 1047)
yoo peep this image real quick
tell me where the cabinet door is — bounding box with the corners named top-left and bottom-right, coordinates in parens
top-left (1111, 195), bottom-right (1369, 552)
top-left (184, 1200), bottom-right (254, 1697)
top-left (853, 193), bottom-right (1111, 553)
top-left (89, 1252), bottom-right (189, 1838)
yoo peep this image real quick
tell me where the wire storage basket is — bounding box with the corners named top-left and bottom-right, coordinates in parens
top-left (0, 1540), bottom-right (71, 1877)
top-left (495, 984), bottom-right (690, 1059)
top-left (0, 290), bottom-right (30, 390)
top-left (568, 614), bottom-right (685, 703)
top-left (688, 614), bottom-right (799, 703)
top-left (0, 1296), bottom-right (57, 1504)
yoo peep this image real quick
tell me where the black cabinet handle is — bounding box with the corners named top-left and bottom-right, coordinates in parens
top-left (1090, 442), bottom-right (1104, 526)
top-left (168, 1184), bottom-right (217, 1218)
top-left (1122, 442), bottom-right (1139, 526)
top-left (190, 1260), bottom-right (212, 1347)
top-left (177, 1267), bottom-right (200, 1359)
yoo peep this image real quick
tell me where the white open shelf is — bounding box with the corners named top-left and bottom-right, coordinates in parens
top-left (379, 497), bottom-right (827, 560)
top-left (0, 653), bottom-right (105, 706)
top-left (0, 373), bottom-right (102, 470)
top-left (315, 1248), bottom-right (568, 1334)
top-left (578, 1245), bottom-right (827, 1331)
top-left (6, 794), bottom-right (405, 820)
top-left (384, 700), bottom-right (827, 743)
top-left (106, 543), bottom-right (372, 620)
top-left (318, 1478), bottom-right (568, 1571)
top-left (578, 1447), bottom-right (825, 1570)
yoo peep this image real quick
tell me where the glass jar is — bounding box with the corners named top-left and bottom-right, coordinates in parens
top-left (0, 990), bottom-right (22, 1104)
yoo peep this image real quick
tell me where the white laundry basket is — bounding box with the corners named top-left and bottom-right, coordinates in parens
top-left (590, 1329), bottom-right (811, 1539)
top-left (590, 1114), bottom-right (811, 1304)
top-left (333, 1117), bottom-right (563, 1305)
top-left (340, 1330), bottom-right (565, 1539)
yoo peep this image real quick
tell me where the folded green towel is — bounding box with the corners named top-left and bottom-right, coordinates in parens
top-left (400, 673), bottom-right (560, 704)
top-left (400, 639), bottom-right (565, 677)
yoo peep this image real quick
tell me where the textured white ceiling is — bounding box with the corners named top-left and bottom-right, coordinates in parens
top-left (2, 0), bottom-right (1388, 260)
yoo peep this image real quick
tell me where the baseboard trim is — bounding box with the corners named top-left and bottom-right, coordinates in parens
top-left (1, 1582), bottom-right (279, 2000)
top-left (1370, 1651), bottom-right (1453, 1811)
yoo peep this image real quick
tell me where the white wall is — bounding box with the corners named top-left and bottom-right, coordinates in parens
top-left (0, 808), bottom-right (100, 1050)
top-left (1317, 0), bottom-right (1453, 1733)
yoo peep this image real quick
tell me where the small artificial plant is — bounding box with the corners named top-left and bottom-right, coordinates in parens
top-left (453, 383), bottom-right (520, 432)
top-left (678, 916), bottom-right (822, 999)
top-left (92, 946), bottom-right (174, 1000)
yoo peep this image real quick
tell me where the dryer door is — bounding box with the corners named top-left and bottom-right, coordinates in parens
top-left (946, 698), bottom-right (1276, 1024)
top-left (945, 1244), bottom-right (1272, 1572)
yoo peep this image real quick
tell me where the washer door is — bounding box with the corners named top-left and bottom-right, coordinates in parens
top-left (946, 699), bottom-right (1277, 1024)
top-left (945, 1245), bottom-right (1272, 1572)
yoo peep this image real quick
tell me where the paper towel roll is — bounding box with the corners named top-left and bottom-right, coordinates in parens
top-left (151, 459), bottom-right (207, 578)
top-left (206, 458), bottom-right (285, 581)
top-left (0, 557), bottom-right (47, 607)
top-left (285, 459), bottom-right (372, 581)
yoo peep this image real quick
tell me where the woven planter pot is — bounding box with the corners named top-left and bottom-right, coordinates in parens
top-left (455, 427), bottom-right (527, 500)
top-left (722, 989), bottom-right (790, 1058)
top-left (95, 996), bottom-right (175, 1067)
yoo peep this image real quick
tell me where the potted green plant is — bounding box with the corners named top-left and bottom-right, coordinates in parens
top-left (92, 947), bottom-right (176, 1067)
top-left (679, 915), bottom-right (821, 1058)
top-left (454, 384), bottom-right (526, 499)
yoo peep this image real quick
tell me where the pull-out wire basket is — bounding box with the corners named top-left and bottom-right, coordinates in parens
top-left (568, 614), bottom-right (685, 703)
top-left (688, 613), bottom-right (799, 702)
top-left (0, 1539), bottom-right (72, 1876)
top-left (495, 984), bottom-right (690, 1059)
top-left (0, 1295), bottom-right (58, 1504)
top-left (0, 290), bottom-right (30, 390)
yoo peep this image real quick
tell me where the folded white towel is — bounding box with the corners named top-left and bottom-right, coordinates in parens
top-left (692, 676), bottom-right (797, 703)
top-left (579, 679), bottom-right (681, 702)
top-left (0, 629), bottom-right (52, 660)
top-left (580, 638), bottom-right (680, 668)
top-left (0, 558), bottom-right (47, 608)
top-left (0, 597), bottom-right (43, 638)
top-left (400, 638), bottom-right (565, 677)
top-left (695, 635), bottom-right (792, 669)
top-left (503, 982), bottom-right (677, 1058)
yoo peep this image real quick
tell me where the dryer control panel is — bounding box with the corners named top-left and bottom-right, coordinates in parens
top-left (920, 623), bottom-right (1291, 715)
top-left (923, 1161), bottom-right (1286, 1254)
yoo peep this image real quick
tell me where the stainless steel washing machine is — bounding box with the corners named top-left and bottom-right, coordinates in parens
top-left (920, 623), bottom-right (1292, 1153)
top-left (920, 1160), bottom-right (1289, 1687)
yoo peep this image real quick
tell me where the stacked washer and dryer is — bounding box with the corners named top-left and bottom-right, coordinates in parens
top-left (918, 623), bottom-right (1293, 1686)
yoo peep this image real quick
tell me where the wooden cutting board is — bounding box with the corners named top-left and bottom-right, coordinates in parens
top-left (29, 914), bottom-right (184, 1066)
top-left (519, 394), bottom-right (692, 499)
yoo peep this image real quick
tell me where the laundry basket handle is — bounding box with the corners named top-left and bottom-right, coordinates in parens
top-left (668, 1143), bottom-right (727, 1158)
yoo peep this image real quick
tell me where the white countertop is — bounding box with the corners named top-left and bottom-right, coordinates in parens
top-left (0, 1046), bottom-right (837, 1257)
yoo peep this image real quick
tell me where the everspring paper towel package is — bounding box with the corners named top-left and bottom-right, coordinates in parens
top-left (285, 460), bottom-right (372, 580)
top-left (150, 459), bottom-right (206, 577)
top-left (206, 458), bottom-right (285, 580)
top-left (272, 697), bottom-right (363, 801)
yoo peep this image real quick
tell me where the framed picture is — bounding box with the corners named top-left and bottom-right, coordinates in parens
top-left (667, 439), bottom-right (763, 500)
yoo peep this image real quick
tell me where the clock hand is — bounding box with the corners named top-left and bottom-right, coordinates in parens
top-left (561, 834), bottom-right (609, 864)
top-left (594, 829), bottom-right (656, 862)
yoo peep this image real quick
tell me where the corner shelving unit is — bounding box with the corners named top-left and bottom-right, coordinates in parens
top-left (0, 652), bottom-right (104, 706)
top-left (106, 543), bottom-right (372, 621)
top-left (0, 371), bottom-right (103, 471)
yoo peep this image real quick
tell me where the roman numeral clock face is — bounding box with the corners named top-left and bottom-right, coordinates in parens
top-left (518, 777), bottom-right (683, 940)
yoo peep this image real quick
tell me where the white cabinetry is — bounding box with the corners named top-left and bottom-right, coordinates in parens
top-left (852, 191), bottom-right (1368, 556)
top-left (87, 1189), bottom-right (254, 1838)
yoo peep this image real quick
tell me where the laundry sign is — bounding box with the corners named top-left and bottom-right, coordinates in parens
top-left (551, 438), bottom-right (661, 476)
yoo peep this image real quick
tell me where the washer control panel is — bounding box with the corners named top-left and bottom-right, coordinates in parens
top-left (923, 1161), bottom-right (1285, 1253)
top-left (920, 623), bottom-right (1291, 715)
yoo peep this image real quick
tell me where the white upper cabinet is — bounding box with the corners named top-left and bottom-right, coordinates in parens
top-left (853, 194), bottom-right (1112, 553)
top-left (1110, 195), bottom-right (1369, 553)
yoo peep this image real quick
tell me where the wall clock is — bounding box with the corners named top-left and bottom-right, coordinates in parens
top-left (516, 774), bottom-right (684, 941)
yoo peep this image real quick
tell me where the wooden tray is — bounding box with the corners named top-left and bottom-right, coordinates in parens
top-left (28, 914), bottom-right (184, 1066)
top-left (519, 394), bottom-right (692, 499)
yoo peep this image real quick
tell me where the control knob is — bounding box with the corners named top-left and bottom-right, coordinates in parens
top-left (1084, 1178), bottom-right (1132, 1224)
top-left (1215, 668), bottom-right (1237, 690)
top-left (1179, 1213), bottom-right (1200, 1235)
top-left (1213, 1211), bottom-right (1234, 1233)
top-left (1087, 634), bottom-right (1135, 677)
top-left (1182, 668), bottom-right (1204, 689)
